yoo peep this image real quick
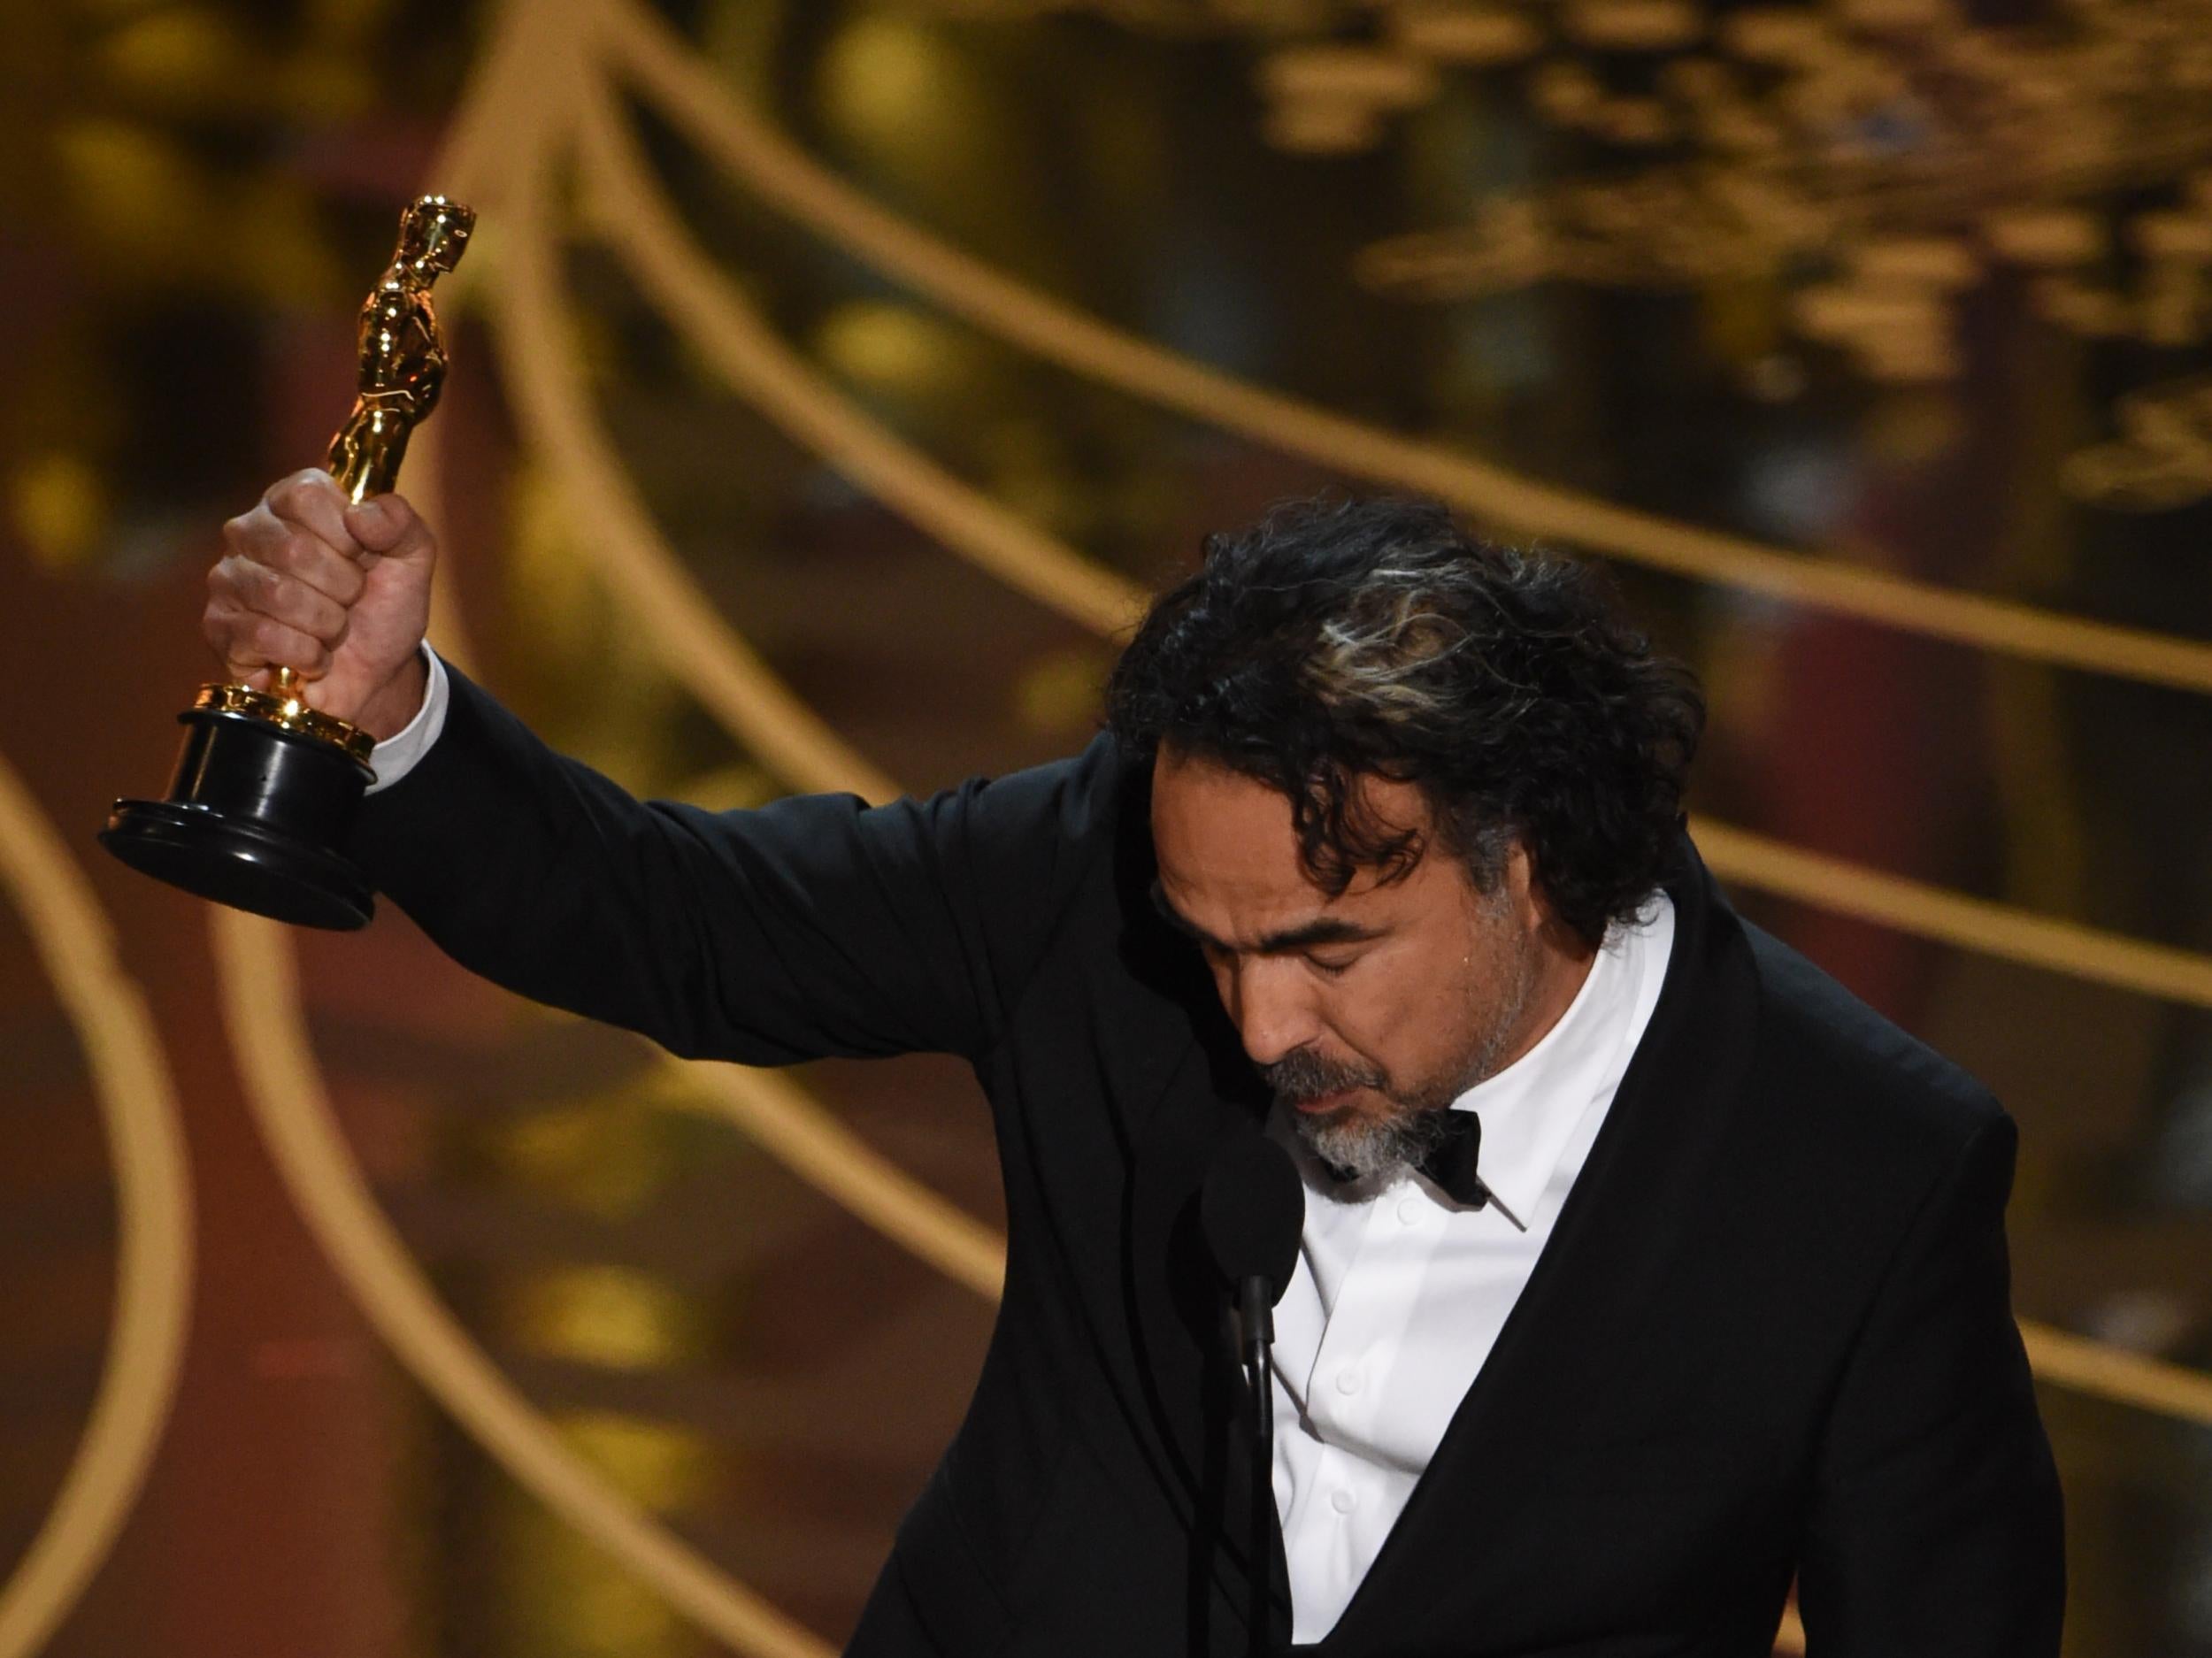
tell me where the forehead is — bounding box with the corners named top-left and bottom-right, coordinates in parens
top-left (1148, 748), bottom-right (1426, 915)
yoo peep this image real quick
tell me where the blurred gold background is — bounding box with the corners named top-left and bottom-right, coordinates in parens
top-left (4, 0), bottom-right (2211, 1654)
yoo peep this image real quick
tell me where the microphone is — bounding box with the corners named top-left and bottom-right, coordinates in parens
top-left (1201, 1132), bottom-right (1303, 1658)
top-left (1202, 1131), bottom-right (1303, 1356)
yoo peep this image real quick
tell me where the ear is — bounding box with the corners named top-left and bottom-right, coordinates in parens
top-left (1512, 842), bottom-right (1597, 957)
top-left (1502, 840), bottom-right (1548, 936)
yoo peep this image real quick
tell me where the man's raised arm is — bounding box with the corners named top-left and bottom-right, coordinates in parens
top-left (204, 470), bottom-right (1100, 1066)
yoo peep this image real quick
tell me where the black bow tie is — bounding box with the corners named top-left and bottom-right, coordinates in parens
top-left (1317, 1109), bottom-right (1494, 1209)
top-left (1417, 1109), bottom-right (1494, 1210)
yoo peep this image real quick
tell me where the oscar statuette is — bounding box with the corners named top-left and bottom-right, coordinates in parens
top-left (102, 194), bottom-right (475, 930)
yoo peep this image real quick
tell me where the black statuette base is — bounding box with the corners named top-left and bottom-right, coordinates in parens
top-left (102, 706), bottom-right (376, 931)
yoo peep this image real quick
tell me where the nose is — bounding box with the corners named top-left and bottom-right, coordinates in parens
top-left (1220, 956), bottom-right (1323, 1068)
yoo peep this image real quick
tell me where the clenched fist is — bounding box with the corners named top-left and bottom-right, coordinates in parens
top-left (205, 467), bottom-right (436, 741)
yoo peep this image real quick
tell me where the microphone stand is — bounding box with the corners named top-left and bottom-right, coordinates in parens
top-left (1239, 1274), bottom-right (1276, 1658)
top-left (1201, 1129), bottom-right (1300, 1658)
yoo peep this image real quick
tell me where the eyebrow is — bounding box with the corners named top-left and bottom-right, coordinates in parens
top-left (1148, 879), bottom-right (1386, 956)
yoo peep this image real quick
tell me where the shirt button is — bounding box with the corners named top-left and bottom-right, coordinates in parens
top-left (1334, 1368), bottom-right (1363, 1396)
top-left (1396, 1197), bottom-right (1421, 1225)
top-left (1330, 1488), bottom-right (1356, 1515)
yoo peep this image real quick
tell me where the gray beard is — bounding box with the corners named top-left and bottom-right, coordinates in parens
top-left (1269, 940), bottom-right (1537, 1193)
top-left (1293, 1100), bottom-right (1453, 1193)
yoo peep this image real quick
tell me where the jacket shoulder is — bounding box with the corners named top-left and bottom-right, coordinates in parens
top-left (941, 728), bottom-right (1149, 993)
top-left (1741, 922), bottom-right (2008, 1175)
top-left (972, 726), bottom-right (1132, 842)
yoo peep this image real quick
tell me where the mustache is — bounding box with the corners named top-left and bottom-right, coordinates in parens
top-left (1261, 1047), bottom-right (1386, 1105)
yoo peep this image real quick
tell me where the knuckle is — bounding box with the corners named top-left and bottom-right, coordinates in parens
top-left (291, 589), bottom-right (334, 640)
top-left (274, 571), bottom-right (318, 619)
top-left (210, 557), bottom-right (251, 603)
top-left (301, 545), bottom-right (365, 607)
top-left (226, 510), bottom-right (270, 557)
top-left (233, 509), bottom-right (277, 552)
top-left (270, 470), bottom-right (328, 518)
top-left (210, 614), bottom-right (257, 662)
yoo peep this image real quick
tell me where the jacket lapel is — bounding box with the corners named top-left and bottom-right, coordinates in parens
top-left (1109, 802), bottom-right (1294, 1645)
top-left (1311, 845), bottom-right (1763, 1654)
top-left (1121, 1043), bottom-right (1294, 1646)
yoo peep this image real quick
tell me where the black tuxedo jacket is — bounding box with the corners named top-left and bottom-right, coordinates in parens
top-left (352, 664), bottom-right (2064, 1657)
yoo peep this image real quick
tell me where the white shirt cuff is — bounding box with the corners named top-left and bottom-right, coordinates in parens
top-left (364, 643), bottom-right (450, 795)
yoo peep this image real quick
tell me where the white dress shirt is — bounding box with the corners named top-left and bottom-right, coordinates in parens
top-left (362, 643), bottom-right (450, 794)
top-left (369, 647), bottom-right (1678, 1640)
top-left (1266, 895), bottom-right (1676, 1643)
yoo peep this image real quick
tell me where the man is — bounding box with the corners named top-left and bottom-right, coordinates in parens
top-left (206, 474), bottom-right (2064, 1655)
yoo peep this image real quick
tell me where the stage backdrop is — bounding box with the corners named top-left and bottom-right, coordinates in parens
top-left (4, 1), bottom-right (2210, 1654)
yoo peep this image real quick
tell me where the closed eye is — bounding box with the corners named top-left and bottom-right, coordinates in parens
top-left (1148, 879), bottom-right (1386, 961)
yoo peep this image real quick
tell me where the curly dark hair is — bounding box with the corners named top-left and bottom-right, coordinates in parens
top-left (1106, 493), bottom-right (1704, 948)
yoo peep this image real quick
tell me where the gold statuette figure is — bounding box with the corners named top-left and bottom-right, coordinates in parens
top-left (102, 195), bottom-right (476, 929)
top-left (326, 192), bottom-right (469, 502)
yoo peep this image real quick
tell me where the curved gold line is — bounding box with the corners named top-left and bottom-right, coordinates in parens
top-left (408, 0), bottom-right (589, 688)
top-left (210, 907), bottom-right (832, 1658)
top-left (186, 123), bottom-right (983, 1658)
top-left (1686, 818), bottom-right (2212, 1011)
top-left (0, 758), bottom-right (193, 1658)
top-left (573, 93), bottom-right (2212, 1018)
top-left (2019, 1320), bottom-right (2212, 1429)
top-left (665, 1057), bottom-right (1004, 1300)
top-left (561, 96), bottom-right (2212, 1428)
top-left (196, 32), bottom-right (831, 1652)
top-left (491, 179), bottom-right (895, 803)
top-left (572, 88), bottom-right (1144, 642)
top-left (597, 0), bottom-right (2212, 701)
top-left (411, 162), bottom-right (1001, 1297)
top-left (489, 147), bottom-right (1005, 1287)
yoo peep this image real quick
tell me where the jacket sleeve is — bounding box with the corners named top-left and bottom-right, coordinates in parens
top-left (344, 661), bottom-right (1109, 1065)
top-left (1795, 1113), bottom-right (2066, 1654)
